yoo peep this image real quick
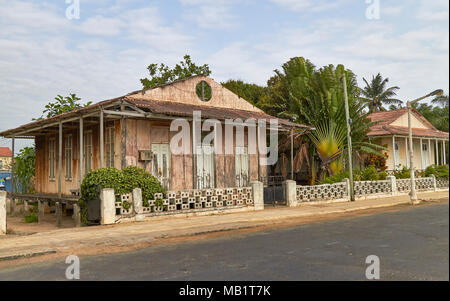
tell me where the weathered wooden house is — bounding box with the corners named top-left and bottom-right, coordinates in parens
top-left (0, 76), bottom-right (310, 199)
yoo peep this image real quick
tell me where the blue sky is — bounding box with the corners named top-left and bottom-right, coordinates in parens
top-left (0, 0), bottom-right (449, 150)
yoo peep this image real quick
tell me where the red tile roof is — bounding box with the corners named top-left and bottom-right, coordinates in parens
top-left (367, 109), bottom-right (449, 139)
top-left (0, 147), bottom-right (12, 157)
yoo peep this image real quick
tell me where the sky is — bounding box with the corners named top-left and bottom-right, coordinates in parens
top-left (0, 0), bottom-right (449, 151)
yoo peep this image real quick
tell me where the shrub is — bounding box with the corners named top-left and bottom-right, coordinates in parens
top-left (425, 165), bottom-right (449, 179)
top-left (361, 165), bottom-right (378, 181)
top-left (364, 152), bottom-right (389, 171)
top-left (393, 166), bottom-right (410, 179)
top-left (79, 167), bottom-right (165, 224)
top-left (24, 212), bottom-right (38, 223)
top-left (377, 171), bottom-right (388, 180)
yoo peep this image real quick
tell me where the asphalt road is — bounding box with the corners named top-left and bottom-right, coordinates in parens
top-left (0, 202), bottom-right (448, 281)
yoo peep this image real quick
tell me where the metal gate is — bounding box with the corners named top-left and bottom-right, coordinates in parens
top-left (262, 176), bottom-right (286, 206)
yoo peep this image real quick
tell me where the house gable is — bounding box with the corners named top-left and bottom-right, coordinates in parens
top-left (126, 75), bottom-right (263, 113)
top-left (390, 111), bottom-right (431, 129)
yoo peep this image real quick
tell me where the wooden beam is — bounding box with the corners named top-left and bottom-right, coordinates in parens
top-left (58, 121), bottom-right (62, 198)
top-left (11, 137), bottom-right (15, 194)
top-left (99, 108), bottom-right (104, 168)
top-left (79, 117), bottom-right (84, 187)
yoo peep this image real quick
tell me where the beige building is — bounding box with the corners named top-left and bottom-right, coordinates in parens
top-left (0, 147), bottom-right (12, 171)
top-left (367, 108), bottom-right (449, 171)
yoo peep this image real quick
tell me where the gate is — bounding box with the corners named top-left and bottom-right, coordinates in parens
top-left (262, 176), bottom-right (286, 206)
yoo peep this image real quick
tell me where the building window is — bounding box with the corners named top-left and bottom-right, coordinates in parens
top-left (151, 143), bottom-right (170, 190)
top-left (84, 131), bottom-right (93, 174)
top-left (0, 160), bottom-right (3, 170)
top-left (65, 135), bottom-right (72, 180)
top-left (105, 127), bottom-right (115, 168)
top-left (49, 138), bottom-right (56, 180)
top-left (235, 146), bottom-right (249, 187)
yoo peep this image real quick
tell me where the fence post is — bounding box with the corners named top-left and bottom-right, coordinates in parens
top-left (343, 178), bottom-right (351, 200)
top-left (133, 188), bottom-right (144, 222)
top-left (430, 174), bottom-right (437, 192)
top-left (0, 191), bottom-right (6, 235)
top-left (251, 181), bottom-right (264, 210)
top-left (283, 180), bottom-right (297, 207)
top-left (73, 203), bottom-right (81, 227)
top-left (55, 202), bottom-right (62, 228)
top-left (387, 176), bottom-right (397, 195)
top-left (38, 200), bottom-right (44, 223)
top-left (100, 188), bottom-right (116, 225)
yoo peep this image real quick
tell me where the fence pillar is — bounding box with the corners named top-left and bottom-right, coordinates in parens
top-left (387, 176), bottom-right (397, 195)
top-left (73, 203), bottom-right (81, 227)
top-left (55, 202), bottom-right (62, 228)
top-left (430, 174), bottom-right (437, 192)
top-left (251, 181), bottom-right (264, 210)
top-left (38, 200), bottom-right (44, 223)
top-left (342, 178), bottom-right (351, 200)
top-left (283, 180), bottom-right (297, 207)
top-left (0, 191), bottom-right (6, 235)
top-left (100, 188), bottom-right (115, 225)
top-left (133, 188), bottom-right (144, 222)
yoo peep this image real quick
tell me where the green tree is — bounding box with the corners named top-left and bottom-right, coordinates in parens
top-left (414, 102), bottom-right (449, 132)
top-left (34, 93), bottom-right (91, 120)
top-left (265, 57), bottom-right (384, 180)
top-left (221, 79), bottom-right (269, 107)
top-left (360, 73), bottom-right (402, 113)
top-left (14, 146), bottom-right (35, 193)
top-left (431, 94), bottom-right (449, 108)
top-left (140, 55), bottom-right (211, 89)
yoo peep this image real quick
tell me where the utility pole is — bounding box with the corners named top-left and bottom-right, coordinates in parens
top-left (342, 74), bottom-right (355, 202)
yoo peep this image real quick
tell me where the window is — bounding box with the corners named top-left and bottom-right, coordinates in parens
top-left (65, 135), bottom-right (72, 180)
top-left (235, 146), bottom-right (249, 187)
top-left (195, 81), bottom-right (212, 102)
top-left (105, 127), bottom-right (115, 168)
top-left (151, 143), bottom-right (170, 190)
top-left (0, 160), bottom-right (3, 170)
top-left (84, 131), bottom-right (93, 174)
top-left (48, 138), bottom-right (56, 180)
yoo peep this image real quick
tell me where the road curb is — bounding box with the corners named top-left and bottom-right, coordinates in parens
top-left (0, 250), bottom-right (57, 262)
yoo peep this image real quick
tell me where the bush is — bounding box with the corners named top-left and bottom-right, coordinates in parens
top-left (393, 166), bottom-right (410, 179)
top-left (377, 171), bottom-right (388, 180)
top-left (361, 165), bottom-right (378, 181)
top-left (79, 167), bottom-right (165, 224)
top-left (25, 212), bottom-right (38, 223)
top-left (320, 166), bottom-right (388, 184)
top-left (425, 165), bottom-right (449, 179)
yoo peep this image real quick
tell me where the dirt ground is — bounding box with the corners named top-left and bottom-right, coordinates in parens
top-left (1, 198), bottom-right (447, 269)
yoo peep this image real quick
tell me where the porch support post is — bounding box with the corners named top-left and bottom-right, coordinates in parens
top-left (392, 136), bottom-right (396, 170)
top-left (79, 116), bottom-right (83, 187)
top-left (405, 137), bottom-right (409, 168)
top-left (435, 139), bottom-right (439, 165)
top-left (443, 140), bottom-right (447, 165)
top-left (428, 139), bottom-right (432, 167)
top-left (420, 138), bottom-right (423, 170)
top-left (99, 108), bottom-right (104, 168)
top-left (58, 121), bottom-right (62, 199)
top-left (290, 128), bottom-right (294, 180)
top-left (11, 136), bottom-right (15, 194)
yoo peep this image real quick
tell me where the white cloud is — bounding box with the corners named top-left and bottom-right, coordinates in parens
top-left (416, 0), bottom-right (449, 21)
top-left (269, 0), bottom-right (349, 12)
top-left (180, 0), bottom-right (238, 29)
top-left (78, 16), bottom-right (125, 36)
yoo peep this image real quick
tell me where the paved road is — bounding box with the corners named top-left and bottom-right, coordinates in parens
top-left (0, 203), bottom-right (448, 281)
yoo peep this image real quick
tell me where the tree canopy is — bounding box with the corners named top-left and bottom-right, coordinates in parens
top-left (34, 93), bottom-right (91, 120)
top-left (360, 73), bottom-right (402, 113)
top-left (140, 55), bottom-right (211, 90)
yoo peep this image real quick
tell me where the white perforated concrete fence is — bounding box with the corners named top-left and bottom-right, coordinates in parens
top-left (0, 191), bottom-right (6, 235)
top-left (293, 175), bottom-right (448, 205)
top-left (102, 181), bottom-right (264, 224)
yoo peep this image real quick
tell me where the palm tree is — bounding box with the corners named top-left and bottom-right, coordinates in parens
top-left (360, 73), bottom-right (402, 113)
top-left (431, 94), bottom-right (449, 108)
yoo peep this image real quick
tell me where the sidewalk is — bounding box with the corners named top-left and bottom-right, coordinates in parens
top-left (0, 190), bottom-right (448, 261)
